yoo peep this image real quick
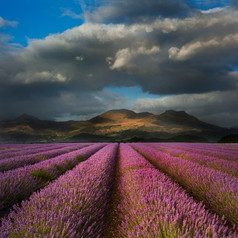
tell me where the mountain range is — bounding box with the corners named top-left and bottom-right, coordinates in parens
top-left (0, 109), bottom-right (237, 143)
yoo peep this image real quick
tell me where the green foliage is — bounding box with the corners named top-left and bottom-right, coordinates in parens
top-left (31, 169), bottom-right (55, 182)
top-left (35, 155), bottom-right (47, 161)
top-left (54, 165), bottom-right (66, 174)
top-left (77, 155), bottom-right (85, 162)
top-left (66, 160), bottom-right (75, 169)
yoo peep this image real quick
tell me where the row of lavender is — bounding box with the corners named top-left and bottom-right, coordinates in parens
top-left (0, 143), bottom-right (118, 237)
top-left (132, 143), bottom-right (238, 228)
top-left (154, 142), bottom-right (238, 161)
top-left (0, 143), bottom-right (106, 215)
top-left (0, 143), bottom-right (91, 172)
top-left (147, 143), bottom-right (238, 177)
top-left (0, 144), bottom-right (45, 152)
top-left (113, 144), bottom-right (236, 237)
top-left (0, 143), bottom-right (68, 160)
top-left (0, 143), bottom-right (77, 161)
top-left (1, 143), bottom-right (238, 237)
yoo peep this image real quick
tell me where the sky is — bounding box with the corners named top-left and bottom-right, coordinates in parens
top-left (0, 0), bottom-right (238, 127)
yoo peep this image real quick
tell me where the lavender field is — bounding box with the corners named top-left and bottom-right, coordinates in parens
top-left (0, 143), bottom-right (238, 237)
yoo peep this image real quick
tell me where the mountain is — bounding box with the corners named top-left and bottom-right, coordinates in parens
top-left (16, 113), bottom-right (41, 122)
top-left (0, 109), bottom-right (237, 143)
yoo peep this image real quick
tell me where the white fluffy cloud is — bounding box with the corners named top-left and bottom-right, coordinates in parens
top-left (15, 71), bottom-right (68, 84)
top-left (110, 46), bottom-right (160, 73)
top-left (169, 34), bottom-right (238, 61)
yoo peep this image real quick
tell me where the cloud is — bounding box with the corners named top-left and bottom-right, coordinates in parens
top-left (131, 90), bottom-right (238, 127)
top-left (109, 46), bottom-right (160, 73)
top-left (169, 34), bottom-right (238, 61)
top-left (0, 17), bottom-right (18, 28)
top-left (231, 0), bottom-right (238, 8)
top-left (0, 16), bottom-right (20, 53)
top-left (0, 85), bottom-right (128, 120)
top-left (15, 71), bottom-right (68, 84)
top-left (75, 55), bottom-right (84, 61)
top-left (82, 0), bottom-right (194, 23)
top-left (200, 8), bottom-right (224, 14)
top-left (0, 3), bottom-right (238, 123)
top-left (61, 9), bottom-right (83, 19)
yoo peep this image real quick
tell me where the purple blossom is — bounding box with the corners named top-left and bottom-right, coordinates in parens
top-left (132, 143), bottom-right (238, 227)
top-left (0, 143), bottom-right (118, 237)
top-left (0, 143), bottom-right (91, 172)
top-left (0, 143), bottom-right (106, 214)
top-left (114, 143), bottom-right (237, 237)
top-left (0, 142), bottom-right (237, 236)
top-left (147, 143), bottom-right (238, 177)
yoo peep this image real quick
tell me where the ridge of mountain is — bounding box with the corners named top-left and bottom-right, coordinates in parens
top-left (0, 109), bottom-right (237, 143)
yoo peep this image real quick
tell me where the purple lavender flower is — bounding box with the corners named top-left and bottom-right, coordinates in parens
top-left (114, 143), bottom-right (237, 237)
top-left (132, 143), bottom-right (238, 227)
top-left (0, 143), bottom-right (106, 214)
top-left (0, 143), bottom-right (118, 237)
top-left (0, 143), bottom-right (90, 172)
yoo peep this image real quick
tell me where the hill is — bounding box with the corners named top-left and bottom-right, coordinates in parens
top-left (218, 134), bottom-right (238, 143)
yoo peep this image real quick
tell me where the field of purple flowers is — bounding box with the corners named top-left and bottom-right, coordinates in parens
top-left (0, 142), bottom-right (237, 237)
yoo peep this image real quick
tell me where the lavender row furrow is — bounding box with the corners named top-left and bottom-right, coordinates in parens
top-left (0, 143), bottom-right (90, 172)
top-left (149, 144), bottom-right (238, 177)
top-left (0, 143), bottom-right (118, 237)
top-left (132, 143), bottom-right (238, 227)
top-left (0, 143), bottom-right (106, 214)
top-left (115, 144), bottom-right (237, 237)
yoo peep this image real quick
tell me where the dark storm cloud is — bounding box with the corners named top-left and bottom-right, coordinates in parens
top-left (131, 89), bottom-right (238, 127)
top-left (2, 13), bottom-right (237, 95)
top-left (0, 80), bottom-right (128, 120)
top-left (83, 0), bottom-right (194, 23)
top-left (231, 0), bottom-right (238, 7)
top-left (0, 3), bottom-right (238, 125)
top-left (106, 10), bottom-right (238, 94)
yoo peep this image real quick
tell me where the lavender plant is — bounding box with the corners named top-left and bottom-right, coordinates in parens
top-left (0, 143), bottom-right (90, 172)
top-left (0, 143), bottom-right (106, 214)
top-left (0, 143), bottom-right (118, 237)
top-left (132, 143), bottom-right (238, 227)
top-left (148, 143), bottom-right (238, 177)
top-left (114, 143), bottom-right (237, 237)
